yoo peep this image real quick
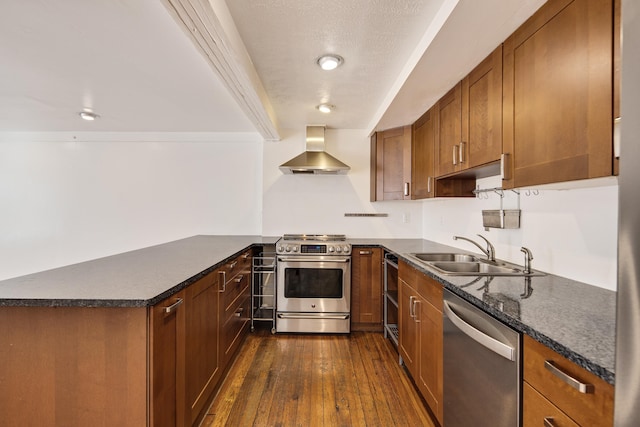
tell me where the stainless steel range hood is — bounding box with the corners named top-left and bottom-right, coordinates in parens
top-left (279, 126), bottom-right (350, 174)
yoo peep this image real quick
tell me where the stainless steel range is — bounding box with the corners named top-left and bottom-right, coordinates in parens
top-left (276, 234), bottom-right (351, 333)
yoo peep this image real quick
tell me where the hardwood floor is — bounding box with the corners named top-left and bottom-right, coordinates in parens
top-left (201, 328), bottom-right (436, 426)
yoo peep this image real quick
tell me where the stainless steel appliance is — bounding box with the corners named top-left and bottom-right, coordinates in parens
top-left (276, 234), bottom-right (351, 333)
top-left (443, 289), bottom-right (521, 426)
top-left (616, 2), bottom-right (640, 424)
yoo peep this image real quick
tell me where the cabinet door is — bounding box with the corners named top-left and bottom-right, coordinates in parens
top-left (412, 108), bottom-right (436, 199)
top-left (184, 272), bottom-right (220, 426)
top-left (150, 291), bottom-right (186, 427)
top-left (462, 45), bottom-right (503, 169)
top-left (523, 382), bottom-right (579, 427)
top-left (372, 125), bottom-right (412, 200)
top-left (502, 0), bottom-right (613, 188)
top-left (351, 247), bottom-right (383, 330)
top-left (398, 279), bottom-right (418, 376)
top-left (435, 83), bottom-right (462, 177)
top-left (418, 298), bottom-right (443, 425)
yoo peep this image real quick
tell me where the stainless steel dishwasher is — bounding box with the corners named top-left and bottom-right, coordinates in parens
top-left (443, 289), bottom-right (521, 427)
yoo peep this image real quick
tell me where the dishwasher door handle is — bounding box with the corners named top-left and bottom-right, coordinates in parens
top-left (443, 300), bottom-right (516, 361)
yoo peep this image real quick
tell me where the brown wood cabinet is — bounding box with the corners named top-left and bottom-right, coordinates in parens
top-left (218, 250), bottom-right (252, 366)
top-left (502, 0), bottom-right (614, 188)
top-left (412, 108), bottom-right (436, 199)
top-left (370, 125), bottom-right (412, 201)
top-left (351, 247), bottom-right (383, 331)
top-left (398, 260), bottom-right (444, 424)
top-left (435, 83), bottom-right (462, 177)
top-left (523, 335), bottom-right (614, 427)
top-left (0, 250), bottom-right (253, 427)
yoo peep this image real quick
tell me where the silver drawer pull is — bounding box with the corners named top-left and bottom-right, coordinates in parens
top-left (234, 274), bottom-right (244, 284)
top-left (543, 417), bottom-right (556, 427)
top-left (234, 308), bottom-right (243, 317)
top-left (229, 260), bottom-right (238, 269)
top-left (243, 252), bottom-right (250, 259)
top-left (163, 298), bottom-right (183, 316)
top-left (544, 360), bottom-right (595, 394)
top-left (452, 145), bottom-right (458, 165)
top-left (359, 251), bottom-right (372, 255)
top-left (218, 271), bottom-right (227, 293)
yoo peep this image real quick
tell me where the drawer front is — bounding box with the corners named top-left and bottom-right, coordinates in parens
top-left (523, 382), bottom-right (579, 427)
top-left (224, 250), bottom-right (252, 278)
top-left (523, 336), bottom-right (614, 427)
top-left (416, 273), bottom-right (442, 311)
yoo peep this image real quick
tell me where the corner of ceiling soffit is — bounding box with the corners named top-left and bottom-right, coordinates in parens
top-left (160, 0), bottom-right (281, 141)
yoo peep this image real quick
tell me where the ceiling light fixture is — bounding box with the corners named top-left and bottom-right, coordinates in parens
top-left (317, 54), bottom-right (343, 71)
top-left (317, 104), bottom-right (335, 113)
top-left (79, 111), bottom-right (100, 121)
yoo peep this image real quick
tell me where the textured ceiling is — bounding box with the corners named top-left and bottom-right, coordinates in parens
top-left (225, 0), bottom-right (447, 130)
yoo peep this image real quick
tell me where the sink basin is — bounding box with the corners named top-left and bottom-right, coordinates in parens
top-left (429, 261), bottom-right (521, 275)
top-left (406, 252), bottom-right (545, 277)
top-left (411, 253), bottom-right (478, 263)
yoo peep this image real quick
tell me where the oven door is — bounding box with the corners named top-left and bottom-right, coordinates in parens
top-left (276, 256), bottom-right (351, 314)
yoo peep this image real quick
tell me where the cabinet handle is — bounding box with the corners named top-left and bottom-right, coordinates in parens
top-left (544, 360), bottom-right (595, 394)
top-left (234, 274), bottom-right (244, 284)
top-left (543, 417), bottom-right (556, 427)
top-left (359, 250), bottom-right (372, 255)
top-left (427, 176), bottom-right (432, 194)
top-left (459, 141), bottom-right (465, 164)
top-left (403, 182), bottom-right (410, 196)
top-left (614, 117), bottom-right (621, 159)
top-left (413, 299), bottom-right (420, 322)
top-left (409, 296), bottom-right (416, 318)
top-left (229, 260), bottom-right (238, 269)
top-left (234, 307), bottom-right (244, 317)
top-left (163, 298), bottom-right (183, 316)
top-left (500, 153), bottom-right (510, 180)
top-left (243, 252), bottom-right (250, 259)
top-left (218, 271), bottom-right (227, 293)
top-left (452, 145), bottom-right (458, 165)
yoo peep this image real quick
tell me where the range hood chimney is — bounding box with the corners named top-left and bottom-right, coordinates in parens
top-left (279, 126), bottom-right (350, 174)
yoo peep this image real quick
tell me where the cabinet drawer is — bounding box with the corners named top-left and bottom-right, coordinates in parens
top-left (523, 336), bottom-right (614, 427)
top-left (221, 288), bottom-right (250, 361)
top-left (523, 382), bottom-right (578, 427)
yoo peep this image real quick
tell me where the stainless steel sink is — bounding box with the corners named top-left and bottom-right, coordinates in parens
top-left (430, 261), bottom-right (520, 275)
top-left (407, 253), bottom-right (545, 277)
top-left (412, 253), bottom-right (478, 263)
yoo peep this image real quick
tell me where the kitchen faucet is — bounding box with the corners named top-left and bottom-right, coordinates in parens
top-left (453, 234), bottom-right (496, 261)
top-left (520, 247), bottom-right (534, 274)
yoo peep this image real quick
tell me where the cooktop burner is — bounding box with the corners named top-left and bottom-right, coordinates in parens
top-left (277, 234), bottom-right (350, 255)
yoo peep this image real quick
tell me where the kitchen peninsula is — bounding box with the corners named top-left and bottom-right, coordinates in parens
top-left (0, 235), bottom-right (615, 426)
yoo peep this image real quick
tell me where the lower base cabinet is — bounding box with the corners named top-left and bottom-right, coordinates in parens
top-left (398, 260), bottom-right (443, 425)
top-left (0, 251), bottom-right (252, 427)
top-left (523, 335), bottom-right (614, 427)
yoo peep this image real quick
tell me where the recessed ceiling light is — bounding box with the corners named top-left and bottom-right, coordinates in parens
top-left (79, 111), bottom-right (99, 121)
top-left (317, 104), bottom-right (335, 113)
top-left (317, 54), bottom-right (343, 71)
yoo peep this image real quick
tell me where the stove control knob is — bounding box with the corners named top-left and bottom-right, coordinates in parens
top-left (336, 246), bottom-right (342, 253)
top-left (285, 246), bottom-right (291, 252)
top-left (328, 246), bottom-right (335, 253)
top-left (343, 246), bottom-right (350, 253)
top-left (292, 246), bottom-right (299, 252)
top-left (277, 245), bottom-right (284, 252)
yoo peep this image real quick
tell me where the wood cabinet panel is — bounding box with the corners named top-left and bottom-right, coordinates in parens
top-left (524, 335), bottom-right (614, 427)
top-left (220, 256), bottom-right (251, 366)
top-left (184, 273), bottom-right (220, 425)
top-left (412, 109), bottom-right (436, 199)
top-left (0, 306), bottom-right (148, 427)
top-left (371, 126), bottom-right (412, 200)
top-left (351, 247), bottom-right (383, 330)
top-left (523, 382), bottom-right (579, 427)
top-left (417, 297), bottom-right (443, 424)
top-left (398, 278), bottom-right (418, 375)
top-left (462, 45), bottom-right (503, 169)
top-left (435, 83), bottom-right (462, 177)
top-left (502, 0), bottom-right (613, 188)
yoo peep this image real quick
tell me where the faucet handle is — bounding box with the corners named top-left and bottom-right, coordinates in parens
top-left (476, 234), bottom-right (496, 261)
top-left (521, 247), bottom-right (533, 274)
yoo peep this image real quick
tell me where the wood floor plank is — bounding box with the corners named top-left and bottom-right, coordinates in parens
top-left (204, 328), bottom-right (435, 426)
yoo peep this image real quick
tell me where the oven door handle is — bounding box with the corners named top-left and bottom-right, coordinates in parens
top-left (277, 257), bottom-right (351, 263)
top-left (277, 313), bottom-right (350, 320)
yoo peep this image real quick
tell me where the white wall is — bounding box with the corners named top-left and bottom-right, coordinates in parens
top-left (262, 128), bottom-right (423, 237)
top-left (423, 175), bottom-right (618, 290)
top-left (0, 132), bottom-right (263, 280)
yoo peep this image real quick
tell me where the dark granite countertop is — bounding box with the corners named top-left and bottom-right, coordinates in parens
top-left (0, 235), bottom-right (279, 308)
top-left (350, 238), bottom-right (616, 385)
top-left (0, 235), bottom-right (615, 385)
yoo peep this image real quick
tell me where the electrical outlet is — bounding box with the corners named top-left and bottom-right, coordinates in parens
top-left (402, 213), bottom-right (410, 223)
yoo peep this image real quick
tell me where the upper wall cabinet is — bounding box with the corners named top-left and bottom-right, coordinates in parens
top-left (436, 46), bottom-right (503, 178)
top-left (371, 125), bottom-right (412, 201)
top-left (502, 0), bottom-right (614, 189)
top-left (412, 108), bottom-right (436, 199)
